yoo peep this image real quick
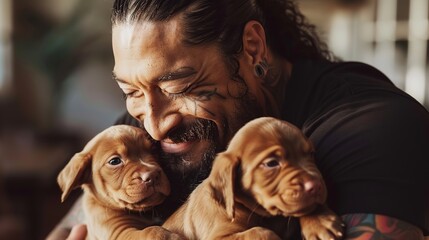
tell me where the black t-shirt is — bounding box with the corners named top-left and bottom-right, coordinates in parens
top-left (283, 59), bottom-right (429, 234)
top-left (115, 60), bottom-right (429, 235)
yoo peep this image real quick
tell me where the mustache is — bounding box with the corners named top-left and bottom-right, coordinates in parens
top-left (141, 118), bottom-right (218, 143)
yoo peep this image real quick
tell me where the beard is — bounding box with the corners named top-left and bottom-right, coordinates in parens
top-left (149, 92), bottom-right (263, 218)
top-left (156, 118), bottom-right (219, 214)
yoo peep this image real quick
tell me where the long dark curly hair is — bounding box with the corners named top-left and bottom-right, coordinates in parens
top-left (112, 0), bottom-right (335, 63)
top-left (112, 0), bottom-right (334, 62)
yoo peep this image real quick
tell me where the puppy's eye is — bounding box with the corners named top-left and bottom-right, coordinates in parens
top-left (108, 157), bottom-right (123, 166)
top-left (261, 158), bottom-right (280, 168)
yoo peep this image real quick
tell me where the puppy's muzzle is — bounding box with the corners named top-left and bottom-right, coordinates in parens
top-left (129, 169), bottom-right (162, 194)
top-left (140, 170), bottom-right (160, 186)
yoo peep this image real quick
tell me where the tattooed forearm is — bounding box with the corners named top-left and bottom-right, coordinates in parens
top-left (342, 214), bottom-right (424, 240)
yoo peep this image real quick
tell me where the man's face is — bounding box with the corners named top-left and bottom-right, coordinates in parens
top-left (112, 18), bottom-right (262, 190)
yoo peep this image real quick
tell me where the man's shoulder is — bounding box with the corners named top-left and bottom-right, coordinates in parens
top-left (283, 59), bottom-right (399, 127)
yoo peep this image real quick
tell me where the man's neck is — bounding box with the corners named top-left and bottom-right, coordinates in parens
top-left (262, 57), bottom-right (292, 117)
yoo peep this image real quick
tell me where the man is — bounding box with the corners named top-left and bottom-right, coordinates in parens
top-left (48, 0), bottom-right (429, 239)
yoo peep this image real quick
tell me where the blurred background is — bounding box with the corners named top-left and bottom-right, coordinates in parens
top-left (0, 0), bottom-right (428, 239)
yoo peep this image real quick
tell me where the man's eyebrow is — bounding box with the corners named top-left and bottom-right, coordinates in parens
top-left (158, 67), bottom-right (197, 82)
top-left (112, 72), bottom-right (126, 83)
top-left (112, 67), bottom-right (197, 84)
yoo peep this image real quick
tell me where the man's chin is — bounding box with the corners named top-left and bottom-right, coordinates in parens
top-left (157, 142), bottom-right (216, 217)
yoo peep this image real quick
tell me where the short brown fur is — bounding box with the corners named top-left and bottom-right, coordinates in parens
top-left (156, 117), bottom-right (344, 240)
top-left (57, 125), bottom-right (181, 240)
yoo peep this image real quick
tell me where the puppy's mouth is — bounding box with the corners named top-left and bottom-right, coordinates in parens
top-left (283, 204), bottom-right (319, 217)
top-left (133, 192), bottom-right (166, 205)
top-left (265, 198), bottom-right (320, 217)
top-left (124, 192), bottom-right (168, 211)
top-left (122, 179), bottom-right (170, 211)
top-left (268, 183), bottom-right (326, 217)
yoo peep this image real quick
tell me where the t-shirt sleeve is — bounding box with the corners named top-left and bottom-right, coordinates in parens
top-left (306, 90), bottom-right (429, 234)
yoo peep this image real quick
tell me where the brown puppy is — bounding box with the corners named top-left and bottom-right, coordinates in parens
top-left (57, 125), bottom-right (180, 240)
top-left (161, 117), bottom-right (344, 240)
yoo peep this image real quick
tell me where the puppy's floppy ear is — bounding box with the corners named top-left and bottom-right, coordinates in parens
top-left (208, 152), bottom-right (240, 221)
top-left (57, 152), bottom-right (92, 202)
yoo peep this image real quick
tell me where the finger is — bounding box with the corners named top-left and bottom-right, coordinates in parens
top-left (66, 224), bottom-right (87, 240)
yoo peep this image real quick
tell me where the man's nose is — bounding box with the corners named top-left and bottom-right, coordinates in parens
top-left (142, 95), bottom-right (181, 141)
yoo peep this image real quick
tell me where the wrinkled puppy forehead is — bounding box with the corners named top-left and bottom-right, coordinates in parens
top-left (83, 125), bottom-right (152, 159)
top-left (227, 117), bottom-right (313, 158)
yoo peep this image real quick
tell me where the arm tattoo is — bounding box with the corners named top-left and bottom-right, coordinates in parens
top-left (342, 214), bottom-right (424, 240)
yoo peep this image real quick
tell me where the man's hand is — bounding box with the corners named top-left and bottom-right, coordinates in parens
top-left (342, 214), bottom-right (425, 240)
top-left (45, 224), bottom-right (87, 240)
top-left (65, 224), bottom-right (87, 240)
top-left (46, 195), bottom-right (86, 240)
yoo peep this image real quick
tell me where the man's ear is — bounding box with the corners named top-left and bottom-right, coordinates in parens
top-left (57, 152), bottom-right (92, 202)
top-left (208, 152), bottom-right (240, 221)
top-left (242, 20), bottom-right (268, 65)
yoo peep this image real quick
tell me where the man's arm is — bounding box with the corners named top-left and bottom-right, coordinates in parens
top-left (342, 214), bottom-right (425, 240)
top-left (46, 196), bottom-right (86, 240)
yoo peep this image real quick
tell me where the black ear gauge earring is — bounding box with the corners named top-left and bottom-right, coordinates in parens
top-left (254, 59), bottom-right (268, 79)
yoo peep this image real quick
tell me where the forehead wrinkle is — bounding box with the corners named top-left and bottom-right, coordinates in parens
top-left (113, 19), bottom-right (197, 86)
top-left (115, 21), bottom-right (173, 51)
top-left (94, 140), bottom-right (124, 160)
top-left (127, 18), bottom-right (183, 56)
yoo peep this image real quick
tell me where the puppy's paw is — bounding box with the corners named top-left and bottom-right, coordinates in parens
top-left (299, 206), bottom-right (344, 240)
top-left (141, 226), bottom-right (186, 240)
top-left (238, 226), bottom-right (282, 240)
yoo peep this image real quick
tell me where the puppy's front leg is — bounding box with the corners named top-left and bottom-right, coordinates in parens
top-left (112, 226), bottom-right (185, 240)
top-left (212, 226), bottom-right (281, 240)
top-left (299, 205), bottom-right (344, 240)
top-left (137, 226), bottom-right (185, 240)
